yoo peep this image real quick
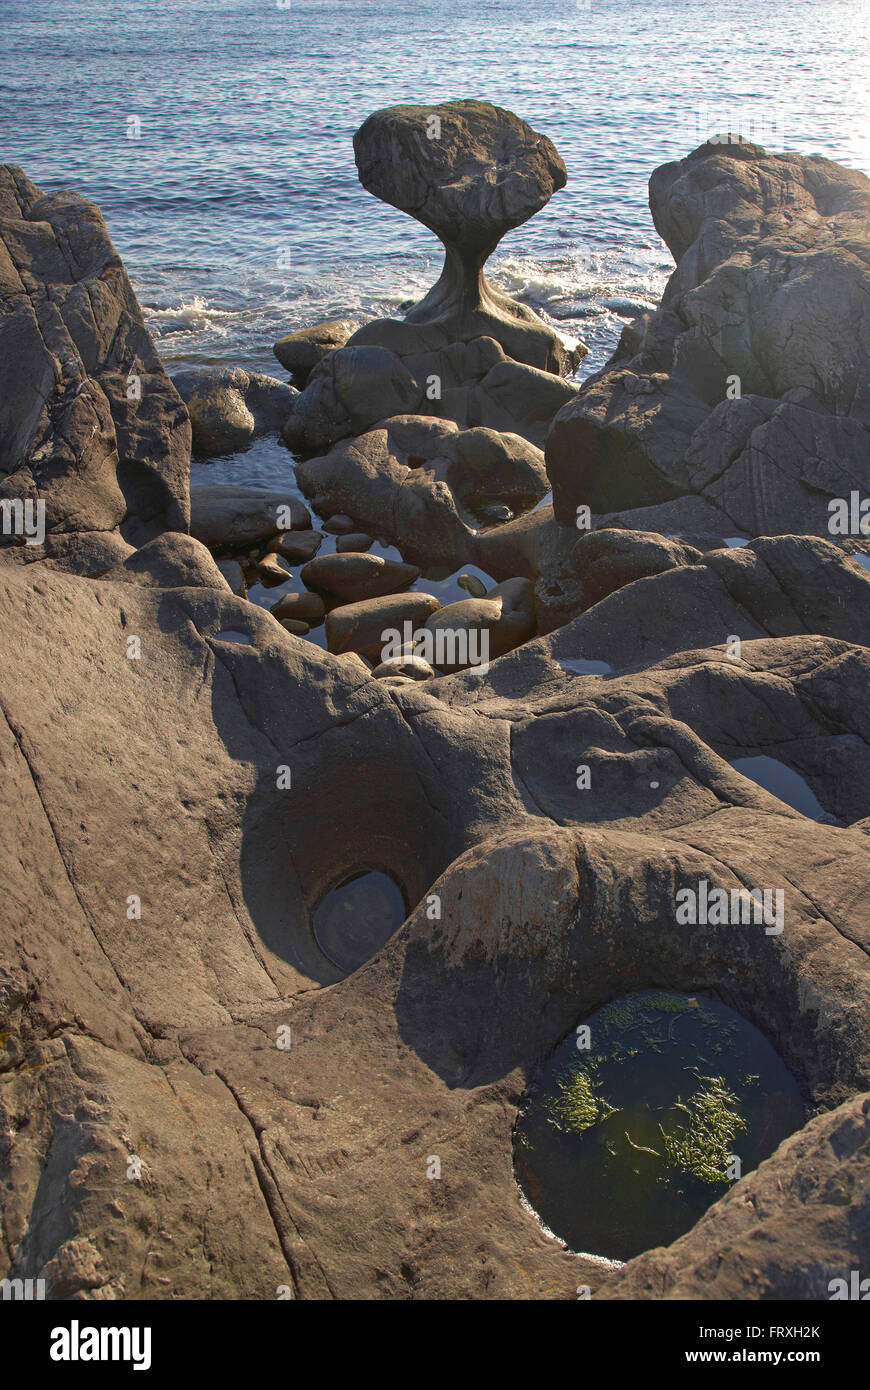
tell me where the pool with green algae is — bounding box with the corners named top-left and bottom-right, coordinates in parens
top-left (513, 991), bottom-right (807, 1262)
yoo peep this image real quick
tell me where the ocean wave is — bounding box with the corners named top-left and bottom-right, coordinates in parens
top-left (490, 253), bottom-right (666, 327)
top-left (603, 295), bottom-right (659, 317)
top-left (143, 296), bottom-right (238, 330)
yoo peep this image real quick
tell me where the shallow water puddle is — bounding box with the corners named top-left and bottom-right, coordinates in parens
top-left (311, 870), bottom-right (406, 974)
top-left (411, 562), bottom-right (494, 607)
top-left (730, 754), bottom-right (827, 820)
top-left (513, 991), bottom-right (805, 1262)
top-left (557, 656), bottom-right (613, 675)
top-left (192, 446), bottom-right (499, 653)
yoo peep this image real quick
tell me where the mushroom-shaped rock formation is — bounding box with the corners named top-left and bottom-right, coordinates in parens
top-left (353, 100), bottom-right (578, 376)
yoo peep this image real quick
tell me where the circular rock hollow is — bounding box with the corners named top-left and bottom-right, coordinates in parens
top-left (311, 870), bottom-right (407, 975)
top-left (513, 991), bottom-right (806, 1262)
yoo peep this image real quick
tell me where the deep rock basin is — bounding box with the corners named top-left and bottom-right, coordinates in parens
top-left (513, 991), bottom-right (806, 1263)
top-left (312, 870), bottom-right (407, 975)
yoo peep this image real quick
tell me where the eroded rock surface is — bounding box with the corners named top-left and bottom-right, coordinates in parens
top-left (547, 141), bottom-right (870, 537)
top-left (354, 100), bottom-right (575, 374)
top-left (0, 165), bottom-right (190, 547)
top-left (2, 552), bottom-right (870, 1298)
top-left (285, 103), bottom-right (582, 456)
top-left (295, 417), bottom-right (549, 570)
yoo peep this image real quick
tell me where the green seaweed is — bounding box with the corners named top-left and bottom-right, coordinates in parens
top-left (625, 1131), bottom-right (660, 1157)
top-left (546, 1061), bottom-right (619, 1137)
top-left (659, 1075), bottom-right (746, 1185)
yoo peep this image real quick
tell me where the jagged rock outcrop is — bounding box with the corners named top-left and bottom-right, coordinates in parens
top-left (0, 165), bottom-right (190, 547)
top-left (547, 141), bottom-right (870, 539)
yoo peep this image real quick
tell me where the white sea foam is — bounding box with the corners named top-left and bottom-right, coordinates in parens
top-left (515, 1182), bottom-right (625, 1269)
top-left (144, 296), bottom-right (237, 330)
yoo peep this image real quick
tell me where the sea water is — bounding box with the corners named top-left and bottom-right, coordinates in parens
top-left (3, 0), bottom-right (868, 392)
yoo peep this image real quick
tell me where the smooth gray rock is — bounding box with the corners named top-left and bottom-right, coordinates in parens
top-left (267, 529), bottom-right (323, 563)
top-left (296, 417), bottom-right (550, 571)
top-left (336, 532), bottom-right (373, 553)
top-left (422, 576), bottom-right (536, 671)
top-left (296, 425), bottom-right (474, 571)
top-left (572, 528), bottom-right (704, 609)
top-left (173, 367), bottom-right (297, 456)
top-left (273, 319), bottom-right (357, 383)
top-left (326, 591), bottom-right (441, 659)
top-left (445, 427), bottom-right (547, 516)
top-left (101, 532), bottom-right (231, 591)
top-left (282, 344), bottom-right (423, 454)
top-left (189, 486), bottom-right (310, 550)
top-left (300, 551), bottom-right (420, 603)
top-left (257, 553), bottom-right (293, 587)
top-left (371, 655), bottom-right (435, 681)
top-left (271, 590), bottom-right (326, 623)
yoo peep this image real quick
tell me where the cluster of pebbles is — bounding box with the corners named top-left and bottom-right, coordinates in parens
top-left (191, 489), bottom-right (536, 683)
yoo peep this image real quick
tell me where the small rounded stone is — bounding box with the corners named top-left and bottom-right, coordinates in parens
top-left (371, 656), bottom-right (435, 682)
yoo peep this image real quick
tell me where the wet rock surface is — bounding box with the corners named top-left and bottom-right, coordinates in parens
top-left (273, 318), bottom-right (358, 384)
top-left (173, 366), bottom-right (298, 456)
